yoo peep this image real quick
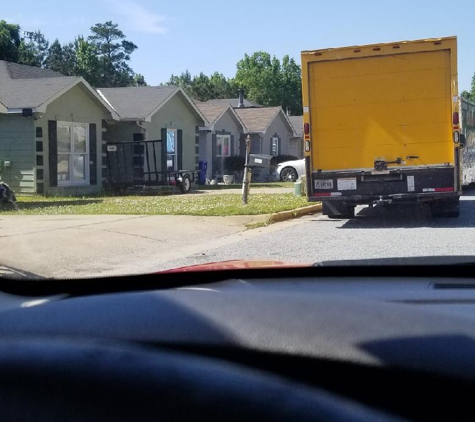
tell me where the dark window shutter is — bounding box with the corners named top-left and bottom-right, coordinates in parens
top-left (211, 134), bottom-right (217, 174)
top-left (230, 135), bottom-right (235, 156)
top-left (177, 129), bottom-right (183, 170)
top-left (160, 128), bottom-right (167, 172)
top-left (89, 123), bottom-right (97, 185)
top-left (48, 120), bottom-right (58, 187)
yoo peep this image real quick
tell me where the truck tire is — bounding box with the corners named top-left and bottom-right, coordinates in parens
top-left (323, 202), bottom-right (355, 219)
top-left (430, 199), bottom-right (460, 218)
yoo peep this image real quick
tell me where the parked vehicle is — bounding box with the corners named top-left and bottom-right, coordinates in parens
top-left (301, 36), bottom-right (475, 218)
top-left (276, 158), bottom-right (306, 182)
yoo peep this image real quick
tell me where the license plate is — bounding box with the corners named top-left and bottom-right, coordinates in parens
top-left (314, 179), bottom-right (333, 190)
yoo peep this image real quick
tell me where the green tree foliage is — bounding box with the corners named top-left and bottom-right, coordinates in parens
top-left (133, 74), bottom-right (147, 86)
top-left (0, 19), bottom-right (144, 88)
top-left (18, 30), bottom-right (49, 67)
top-left (75, 37), bottom-right (102, 86)
top-left (0, 20), bottom-right (21, 62)
top-left (88, 21), bottom-right (138, 87)
top-left (461, 73), bottom-right (475, 102)
top-left (235, 52), bottom-right (302, 114)
top-left (168, 70), bottom-right (193, 93)
top-left (166, 70), bottom-right (237, 101)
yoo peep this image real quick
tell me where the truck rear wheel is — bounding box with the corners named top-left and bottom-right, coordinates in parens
top-left (430, 199), bottom-right (460, 218)
top-left (323, 202), bottom-right (355, 219)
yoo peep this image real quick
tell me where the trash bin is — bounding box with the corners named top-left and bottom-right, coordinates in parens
top-left (198, 160), bottom-right (207, 185)
top-left (294, 180), bottom-right (302, 196)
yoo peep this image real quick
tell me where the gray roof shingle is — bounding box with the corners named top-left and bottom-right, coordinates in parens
top-left (97, 86), bottom-right (179, 120)
top-left (234, 107), bottom-right (282, 133)
top-left (5, 61), bottom-right (64, 79)
top-left (204, 98), bottom-right (262, 108)
top-left (288, 115), bottom-right (303, 137)
top-left (194, 101), bottom-right (229, 124)
top-left (0, 60), bottom-right (77, 109)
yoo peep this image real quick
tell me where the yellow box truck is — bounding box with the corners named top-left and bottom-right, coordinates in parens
top-left (301, 36), bottom-right (470, 218)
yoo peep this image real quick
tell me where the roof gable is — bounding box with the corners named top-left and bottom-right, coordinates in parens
top-left (288, 115), bottom-right (303, 136)
top-left (3, 61), bottom-right (63, 79)
top-left (97, 86), bottom-right (178, 120)
top-left (235, 106), bottom-right (295, 134)
top-left (98, 86), bottom-right (207, 124)
top-left (0, 61), bottom-right (118, 119)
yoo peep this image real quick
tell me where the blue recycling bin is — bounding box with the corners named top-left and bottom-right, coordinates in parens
top-left (198, 160), bottom-right (207, 185)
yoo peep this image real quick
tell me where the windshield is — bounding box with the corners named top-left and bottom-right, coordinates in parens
top-left (0, 0), bottom-right (474, 279)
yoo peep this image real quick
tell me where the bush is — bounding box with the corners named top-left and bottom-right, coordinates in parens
top-left (224, 156), bottom-right (245, 173)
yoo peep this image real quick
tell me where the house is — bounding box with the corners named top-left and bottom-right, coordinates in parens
top-left (196, 91), bottom-right (296, 181)
top-left (97, 86), bottom-right (207, 185)
top-left (0, 60), bottom-right (118, 195)
top-left (195, 101), bottom-right (245, 179)
top-left (287, 115), bottom-right (304, 159)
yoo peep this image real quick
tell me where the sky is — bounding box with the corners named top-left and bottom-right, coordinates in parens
top-left (3, 0), bottom-right (475, 91)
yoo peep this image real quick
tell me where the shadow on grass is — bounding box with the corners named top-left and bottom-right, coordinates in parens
top-left (2, 199), bottom-right (104, 212)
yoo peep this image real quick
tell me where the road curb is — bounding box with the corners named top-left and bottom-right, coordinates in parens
top-left (268, 203), bottom-right (322, 224)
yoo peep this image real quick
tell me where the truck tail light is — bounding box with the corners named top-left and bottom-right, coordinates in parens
top-left (305, 140), bottom-right (310, 152)
top-left (454, 131), bottom-right (460, 144)
top-left (304, 123), bottom-right (310, 135)
top-left (453, 112), bottom-right (459, 125)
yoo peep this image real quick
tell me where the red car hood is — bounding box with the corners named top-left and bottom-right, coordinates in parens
top-left (158, 260), bottom-right (311, 273)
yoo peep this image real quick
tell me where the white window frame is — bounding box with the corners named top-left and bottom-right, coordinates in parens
top-left (167, 129), bottom-right (178, 171)
top-left (216, 134), bottom-right (231, 157)
top-left (57, 121), bottom-right (90, 186)
top-left (271, 136), bottom-right (280, 156)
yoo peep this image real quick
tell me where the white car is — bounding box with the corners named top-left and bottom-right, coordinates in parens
top-left (276, 158), bottom-right (306, 182)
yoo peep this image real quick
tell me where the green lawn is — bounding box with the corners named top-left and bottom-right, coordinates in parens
top-left (195, 182), bottom-right (294, 190)
top-left (2, 193), bottom-right (309, 216)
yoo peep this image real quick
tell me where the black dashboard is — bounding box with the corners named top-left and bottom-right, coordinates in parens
top-left (1, 264), bottom-right (475, 421)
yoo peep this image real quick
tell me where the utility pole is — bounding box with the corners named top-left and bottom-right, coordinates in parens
top-left (242, 135), bottom-right (252, 204)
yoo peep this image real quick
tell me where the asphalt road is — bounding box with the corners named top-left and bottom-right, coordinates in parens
top-left (156, 191), bottom-right (475, 270)
top-left (2, 191), bottom-right (475, 278)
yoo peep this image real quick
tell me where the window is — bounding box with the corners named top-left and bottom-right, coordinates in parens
top-left (167, 129), bottom-right (177, 170)
top-left (217, 134), bottom-right (231, 157)
top-left (271, 136), bottom-right (280, 156)
top-left (57, 122), bottom-right (89, 185)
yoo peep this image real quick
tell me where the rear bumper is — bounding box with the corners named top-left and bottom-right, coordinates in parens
top-left (308, 191), bottom-right (460, 205)
top-left (308, 166), bottom-right (460, 205)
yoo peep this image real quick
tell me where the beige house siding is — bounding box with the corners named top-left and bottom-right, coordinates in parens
top-left (37, 84), bottom-right (110, 195)
top-left (262, 113), bottom-right (293, 157)
top-left (207, 109), bottom-right (243, 178)
top-left (147, 93), bottom-right (202, 172)
top-left (104, 121), bottom-right (138, 143)
top-left (0, 114), bottom-right (35, 194)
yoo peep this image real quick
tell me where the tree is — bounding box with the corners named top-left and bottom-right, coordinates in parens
top-left (133, 74), bottom-right (147, 86)
top-left (461, 90), bottom-right (472, 101)
top-left (167, 70), bottom-right (193, 92)
top-left (234, 51), bottom-right (303, 114)
top-left (209, 72), bottom-right (237, 98)
top-left (165, 71), bottom-right (237, 101)
top-left (280, 55), bottom-right (302, 115)
top-left (0, 20), bottom-right (21, 62)
top-left (43, 39), bottom-right (65, 73)
top-left (88, 21), bottom-right (138, 87)
top-left (75, 37), bottom-right (101, 86)
top-left (18, 30), bottom-right (49, 67)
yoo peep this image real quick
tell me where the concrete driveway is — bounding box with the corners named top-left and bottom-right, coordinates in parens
top-left (0, 214), bottom-right (269, 279)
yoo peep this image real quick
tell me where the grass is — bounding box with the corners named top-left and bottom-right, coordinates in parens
top-left (195, 182), bottom-right (294, 190)
top-left (245, 221), bottom-right (271, 230)
top-left (1, 193), bottom-right (309, 216)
